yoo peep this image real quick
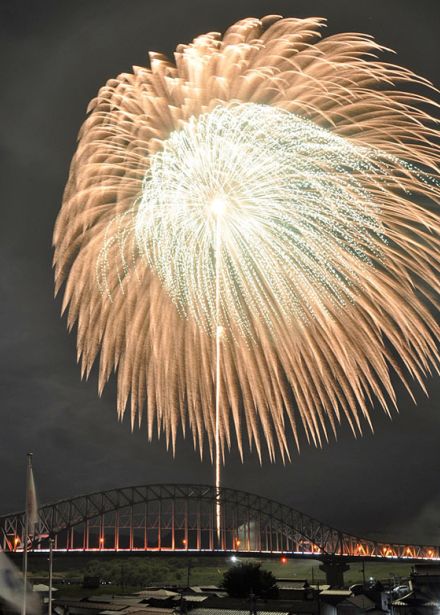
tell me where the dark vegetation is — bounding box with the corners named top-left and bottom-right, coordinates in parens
top-left (25, 555), bottom-right (412, 592)
top-left (222, 562), bottom-right (278, 598)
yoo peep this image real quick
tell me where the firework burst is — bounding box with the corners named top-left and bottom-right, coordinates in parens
top-left (54, 15), bottom-right (440, 462)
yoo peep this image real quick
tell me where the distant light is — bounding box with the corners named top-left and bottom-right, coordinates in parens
top-left (230, 555), bottom-right (238, 563)
top-left (280, 556), bottom-right (288, 564)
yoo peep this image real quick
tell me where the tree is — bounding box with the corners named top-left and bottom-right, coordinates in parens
top-left (222, 562), bottom-right (278, 599)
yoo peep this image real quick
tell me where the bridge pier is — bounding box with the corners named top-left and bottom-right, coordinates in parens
top-left (319, 559), bottom-right (350, 587)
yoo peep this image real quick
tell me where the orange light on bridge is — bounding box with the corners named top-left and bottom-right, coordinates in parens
top-left (99, 537), bottom-right (104, 547)
top-left (235, 539), bottom-right (241, 548)
top-left (182, 539), bottom-right (187, 546)
top-left (428, 549), bottom-right (434, 558)
top-left (356, 544), bottom-right (368, 556)
top-left (13, 537), bottom-right (20, 551)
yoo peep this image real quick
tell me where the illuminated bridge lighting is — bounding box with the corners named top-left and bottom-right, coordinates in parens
top-left (1, 484), bottom-right (439, 562)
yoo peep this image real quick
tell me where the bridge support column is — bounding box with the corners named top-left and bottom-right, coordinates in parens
top-left (319, 560), bottom-right (350, 587)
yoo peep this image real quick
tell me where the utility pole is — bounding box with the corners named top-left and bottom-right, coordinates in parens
top-left (22, 453), bottom-right (33, 615)
top-left (186, 559), bottom-right (192, 588)
top-left (249, 591), bottom-right (257, 615)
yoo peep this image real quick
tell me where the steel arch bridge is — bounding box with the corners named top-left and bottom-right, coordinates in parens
top-left (0, 483), bottom-right (438, 562)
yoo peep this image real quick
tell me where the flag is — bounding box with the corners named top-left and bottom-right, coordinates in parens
top-left (0, 550), bottom-right (40, 615)
top-left (26, 459), bottom-right (38, 536)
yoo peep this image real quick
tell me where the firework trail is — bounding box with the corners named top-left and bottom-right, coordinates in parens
top-left (54, 16), bottom-right (439, 473)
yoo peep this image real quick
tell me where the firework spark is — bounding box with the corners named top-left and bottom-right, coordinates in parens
top-left (54, 15), bottom-right (439, 463)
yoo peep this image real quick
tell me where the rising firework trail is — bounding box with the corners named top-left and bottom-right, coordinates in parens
top-left (54, 16), bottom-right (440, 518)
top-left (213, 198), bottom-right (223, 538)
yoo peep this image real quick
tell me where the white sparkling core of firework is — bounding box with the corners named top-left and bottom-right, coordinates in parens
top-left (135, 103), bottom-right (386, 338)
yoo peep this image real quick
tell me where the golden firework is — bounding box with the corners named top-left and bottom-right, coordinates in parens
top-left (54, 15), bottom-right (440, 462)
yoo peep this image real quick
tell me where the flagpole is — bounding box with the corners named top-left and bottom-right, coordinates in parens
top-left (48, 536), bottom-right (54, 615)
top-left (22, 453), bottom-right (32, 615)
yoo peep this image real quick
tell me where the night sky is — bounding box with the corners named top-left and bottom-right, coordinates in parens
top-left (1, 0), bottom-right (439, 545)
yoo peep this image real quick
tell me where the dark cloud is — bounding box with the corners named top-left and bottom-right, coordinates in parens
top-left (0, 0), bottom-right (439, 545)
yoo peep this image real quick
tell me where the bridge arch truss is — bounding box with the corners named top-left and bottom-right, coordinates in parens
top-left (0, 484), bottom-right (438, 561)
